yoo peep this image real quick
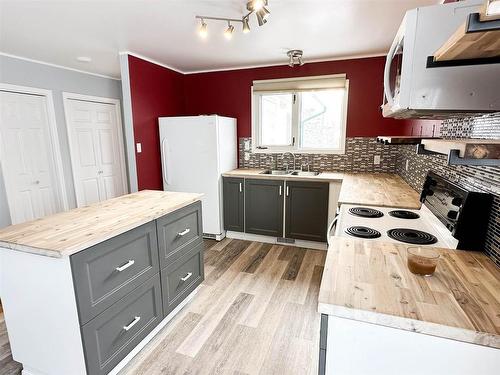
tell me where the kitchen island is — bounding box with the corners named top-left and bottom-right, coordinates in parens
top-left (0, 190), bottom-right (204, 375)
top-left (318, 237), bottom-right (500, 374)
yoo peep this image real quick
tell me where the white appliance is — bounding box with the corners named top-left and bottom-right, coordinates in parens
top-left (159, 115), bottom-right (237, 240)
top-left (382, 0), bottom-right (500, 119)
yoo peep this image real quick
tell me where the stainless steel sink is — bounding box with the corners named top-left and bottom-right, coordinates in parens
top-left (260, 169), bottom-right (293, 175)
top-left (291, 171), bottom-right (321, 177)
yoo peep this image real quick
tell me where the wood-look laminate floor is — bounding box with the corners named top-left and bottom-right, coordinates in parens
top-left (121, 239), bottom-right (326, 375)
top-left (0, 239), bottom-right (325, 375)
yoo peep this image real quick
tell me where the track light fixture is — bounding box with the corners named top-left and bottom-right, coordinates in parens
top-left (195, 0), bottom-right (270, 39)
top-left (287, 50), bottom-right (305, 67)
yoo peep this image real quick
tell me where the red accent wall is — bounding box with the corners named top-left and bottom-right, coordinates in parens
top-left (128, 55), bottom-right (185, 190)
top-left (183, 56), bottom-right (409, 139)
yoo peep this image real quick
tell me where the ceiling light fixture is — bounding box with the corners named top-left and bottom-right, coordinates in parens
top-left (198, 19), bottom-right (208, 39)
top-left (287, 50), bottom-right (305, 67)
top-left (242, 17), bottom-right (250, 33)
top-left (224, 22), bottom-right (235, 39)
top-left (76, 56), bottom-right (92, 63)
top-left (195, 0), bottom-right (270, 39)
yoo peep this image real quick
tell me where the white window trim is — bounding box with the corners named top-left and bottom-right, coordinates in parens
top-left (251, 77), bottom-right (349, 154)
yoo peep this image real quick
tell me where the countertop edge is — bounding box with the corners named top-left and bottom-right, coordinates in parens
top-left (221, 170), bottom-right (344, 182)
top-left (335, 199), bottom-right (421, 210)
top-left (0, 195), bottom-right (203, 258)
top-left (317, 302), bottom-right (500, 349)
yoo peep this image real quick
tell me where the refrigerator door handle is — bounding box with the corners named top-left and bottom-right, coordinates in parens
top-left (161, 138), bottom-right (171, 185)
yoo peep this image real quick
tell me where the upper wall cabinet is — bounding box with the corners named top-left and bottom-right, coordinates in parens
top-left (382, 0), bottom-right (500, 119)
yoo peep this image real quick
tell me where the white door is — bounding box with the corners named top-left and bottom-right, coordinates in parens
top-left (0, 90), bottom-right (66, 224)
top-left (64, 98), bottom-right (127, 206)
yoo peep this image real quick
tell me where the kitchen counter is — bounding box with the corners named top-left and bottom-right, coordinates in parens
top-left (339, 173), bottom-right (421, 209)
top-left (222, 168), bottom-right (344, 182)
top-left (0, 190), bottom-right (203, 258)
top-left (318, 237), bottom-right (500, 349)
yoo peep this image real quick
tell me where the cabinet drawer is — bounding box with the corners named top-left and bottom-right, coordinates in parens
top-left (81, 274), bottom-right (163, 375)
top-left (161, 243), bottom-right (204, 316)
top-left (72, 222), bottom-right (160, 325)
top-left (157, 201), bottom-right (203, 268)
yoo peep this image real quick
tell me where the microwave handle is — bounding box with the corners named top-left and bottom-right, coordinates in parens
top-left (383, 37), bottom-right (402, 106)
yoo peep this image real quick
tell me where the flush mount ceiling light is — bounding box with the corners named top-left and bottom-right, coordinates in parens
top-left (76, 56), bottom-right (92, 63)
top-left (287, 50), bottom-right (305, 67)
top-left (195, 0), bottom-right (270, 39)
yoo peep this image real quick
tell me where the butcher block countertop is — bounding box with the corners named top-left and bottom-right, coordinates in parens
top-left (0, 190), bottom-right (203, 258)
top-left (339, 173), bottom-right (421, 209)
top-left (318, 238), bottom-right (500, 348)
top-left (222, 168), bottom-right (344, 182)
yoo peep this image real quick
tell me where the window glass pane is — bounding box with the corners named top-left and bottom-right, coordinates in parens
top-left (260, 93), bottom-right (293, 146)
top-left (299, 89), bottom-right (344, 149)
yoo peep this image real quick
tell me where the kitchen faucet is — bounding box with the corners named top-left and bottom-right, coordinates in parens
top-left (281, 152), bottom-right (296, 171)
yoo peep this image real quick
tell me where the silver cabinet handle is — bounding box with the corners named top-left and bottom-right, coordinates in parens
top-left (116, 259), bottom-right (135, 272)
top-left (286, 186), bottom-right (289, 196)
top-left (123, 316), bottom-right (141, 331)
top-left (178, 228), bottom-right (190, 236)
top-left (181, 272), bottom-right (193, 282)
top-left (239, 182), bottom-right (242, 193)
top-left (279, 186), bottom-right (282, 196)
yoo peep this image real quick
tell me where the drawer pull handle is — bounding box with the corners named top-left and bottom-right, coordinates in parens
top-left (178, 228), bottom-right (190, 236)
top-left (116, 259), bottom-right (135, 272)
top-left (180, 272), bottom-right (193, 282)
top-left (123, 316), bottom-right (141, 331)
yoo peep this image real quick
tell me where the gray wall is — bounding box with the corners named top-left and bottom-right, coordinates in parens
top-left (0, 55), bottom-right (123, 228)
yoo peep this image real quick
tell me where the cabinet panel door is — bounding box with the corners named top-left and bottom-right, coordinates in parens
top-left (285, 181), bottom-right (329, 242)
top-left (245, 179), bottom-right (284, 237)
top-left (223, 177), bottom-right (244, 232)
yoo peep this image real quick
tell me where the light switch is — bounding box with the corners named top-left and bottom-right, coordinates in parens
top-left (136, 143), bottom-right (142, 153)
top-left (374, 155), bottom-right (381, 165)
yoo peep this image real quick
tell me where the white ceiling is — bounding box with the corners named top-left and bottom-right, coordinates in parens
top-left (0, 0), bottom-right (441, 78)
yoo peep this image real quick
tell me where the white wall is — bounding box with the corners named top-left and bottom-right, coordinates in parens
top-left (0, 54), bottom-right (125, 227)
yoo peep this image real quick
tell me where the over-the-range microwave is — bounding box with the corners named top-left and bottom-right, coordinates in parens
top-left (382, 0), bottom-right (500, 119)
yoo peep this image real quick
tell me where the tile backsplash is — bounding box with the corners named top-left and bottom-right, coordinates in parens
top-left (238, 137), bottom-right (398, 173)
top-left (238, 113), bottom-right (500, 266)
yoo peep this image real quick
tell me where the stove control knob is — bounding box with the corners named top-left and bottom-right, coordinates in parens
top-left (451, 197), bottom-right (463, 207)
top-left (447, 210), bottom-right (459, 220)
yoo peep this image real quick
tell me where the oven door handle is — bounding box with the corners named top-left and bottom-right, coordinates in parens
top-left (326, 216), bottom-right (339, 247)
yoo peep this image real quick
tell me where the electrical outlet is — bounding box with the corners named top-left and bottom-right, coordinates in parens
top-left (136, 143), bottom-right (142, 153)
top-left (374, 155), bottom-right (381, 165)
top-left (405, 159), bottom-right (409, 171)
top-left (244, 139), bottom-right (250, 151)
top-left (244, 152), bottom-right (250, 161)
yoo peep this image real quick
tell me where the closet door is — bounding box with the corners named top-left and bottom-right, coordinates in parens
top-left (0, 90), bottom-right (65, 224)
top-left (65, 97), bottom-right (127, 206)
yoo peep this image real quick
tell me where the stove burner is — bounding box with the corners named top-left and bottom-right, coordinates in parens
top-left (348, 207), bottom-right (384, 218)
top-left (388, 210), bottom-right (420, 219)
top-left (345, 226), bottom-right (381, 239)
top-left (387, 228), bottom-right (437, 245)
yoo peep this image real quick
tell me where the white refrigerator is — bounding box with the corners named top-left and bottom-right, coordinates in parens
top-left (158, 115), bottom-right (237, 240)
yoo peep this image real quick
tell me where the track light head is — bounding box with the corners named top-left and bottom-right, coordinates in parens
top-left (198, 19), bottom-right (208, 39)
top-left (256, 10), bottom-right (267, 26)
top-left (247, 0), bottom-right (267, 12)
top-left (242, 17), bottom-right (250, 33)
top-left (224, 22), bottom-right (235, 39)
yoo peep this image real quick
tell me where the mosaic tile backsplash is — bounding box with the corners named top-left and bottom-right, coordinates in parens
top-left (238, 113), bottom-right (500, 266)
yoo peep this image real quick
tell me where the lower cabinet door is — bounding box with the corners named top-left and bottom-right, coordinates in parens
top-left (81, 275), bottom-right (163, 375)
top-left (245, 179), bottom-right (284, 237)
top-left (161, 243), bottom-right (204, 317)
top-left (285, 181), bottom-right (329, 242)
top-left (223, 177), bottom-right (245, 232)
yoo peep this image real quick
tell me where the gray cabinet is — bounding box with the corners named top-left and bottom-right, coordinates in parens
top-left (285, 181), bottom-right (329, 242)
top-left (156, 201), bottom-right (203, 268)
top-left (223, 177), bottom-right (245, 232)
top-left (71, 221), bottom-right (160, 325)
top-left (81, 275), bottom-right (163, 375)
top-left (71, 201), bottom-right (204, 375)
top-left (161, 243), bottom-right (204, 316)
top-left (245, 179), bottom-right (284, 237)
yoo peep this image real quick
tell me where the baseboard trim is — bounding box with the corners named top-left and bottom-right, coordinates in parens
top-left (226, 231), bottom-right (327, 251)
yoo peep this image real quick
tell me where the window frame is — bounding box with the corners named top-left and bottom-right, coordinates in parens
top-left (251, 77), bottom-right (349, 154)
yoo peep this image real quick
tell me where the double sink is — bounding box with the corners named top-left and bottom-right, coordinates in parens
top-left (260, 169), bottom-right (321, 177)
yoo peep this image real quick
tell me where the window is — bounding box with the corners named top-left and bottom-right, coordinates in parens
top-left (252, 75), bottom-right (348, 153)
